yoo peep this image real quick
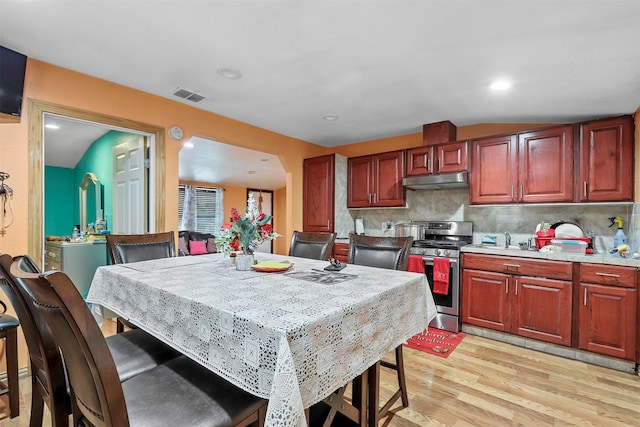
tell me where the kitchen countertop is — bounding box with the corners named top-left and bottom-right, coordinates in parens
top-left (461, 244), bottom-right (640, 268)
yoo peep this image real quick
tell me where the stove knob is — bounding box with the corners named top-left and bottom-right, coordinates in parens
top-left (444, 249), bottom-right (450, 257)
top-left (434, 249), bottom-right (441, 256)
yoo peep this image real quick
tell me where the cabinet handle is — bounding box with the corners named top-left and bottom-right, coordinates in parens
top-left (327, 219), bottom-right (330, 228)
top-left (520, 185), bottom-right (523, 201)
top-left (583, 181), bottom-right (588, 198)
top-left (373, 193), bottom-right (377, 204)
top-left (583, 288), bottom-right (587, 306)
top-left (511, 185), bottom-right (514, 201)
top-left (424, 154), bottom-right (429, 169)
top-left (503, 263), bottom-right (521, 268)
top-left (515, 279), bottom-right (519, 295)
top-left (595, 272), bottom-right (621, 278)
top-left (368, 194), bottom-right (372, 204)
top-left (505, 278), bottom-right (509, 294)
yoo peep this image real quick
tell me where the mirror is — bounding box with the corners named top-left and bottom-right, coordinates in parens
top-left (79, 172), bottom-right (103, 232)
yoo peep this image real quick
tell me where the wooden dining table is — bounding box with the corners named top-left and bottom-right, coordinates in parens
top-left (86, 252), bottom-right (437, 427)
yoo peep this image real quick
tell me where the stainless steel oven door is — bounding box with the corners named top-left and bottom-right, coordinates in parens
top-left (422, 256), bottom-right (459, 316)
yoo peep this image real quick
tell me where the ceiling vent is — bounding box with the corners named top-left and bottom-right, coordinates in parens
top-left (173, 87), bottom-right (207, 103)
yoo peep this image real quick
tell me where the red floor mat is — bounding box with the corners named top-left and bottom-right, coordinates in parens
top-left (404, 328), bottom-right (465, 358)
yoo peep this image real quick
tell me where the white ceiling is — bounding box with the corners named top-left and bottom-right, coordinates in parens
top-left (4, 0), bottom-right (640, 187)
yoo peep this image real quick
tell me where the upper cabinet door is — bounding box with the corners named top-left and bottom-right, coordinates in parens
top-left (406, 146), bottom-right (433, 176)
top-left (435, 141), bottom-right (468, 174)
top-left (347, 155), bottom-right (374, 208)
top-left (469, 134), bottom-right (518, 205)
top-left (373, 150), bottom-right (405, 207)
top-left (518, 126), bottom-right (574, 203)
top-left (303, 154), bottom-right (334, 232)
top-left (578, 116), bottom-right (633, 202)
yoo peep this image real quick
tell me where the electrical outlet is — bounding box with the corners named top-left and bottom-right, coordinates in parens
top-left (382, 221), bottom-right (394, 230)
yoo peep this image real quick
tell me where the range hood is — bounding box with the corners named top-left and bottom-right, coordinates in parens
top-left (402, 171), bottom-right (469, 190)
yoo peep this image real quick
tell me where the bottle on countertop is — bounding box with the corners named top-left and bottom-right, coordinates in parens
top-left (72, 225), bottom-right (80, 241)
top-left (609, 216), bottom-right (627, 250)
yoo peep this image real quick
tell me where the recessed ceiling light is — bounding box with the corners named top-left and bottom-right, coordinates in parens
top-left (183, 141), bottom-right (194, 148)
top-left (45, 124), bottom-right (60, 129)
top-left (260, 158), bottom-right (269, 162)
top-left (217, 68), bottom-right (243, 80)
top-left (248, 170), bottom-right (256, 175)
top-left (490, 81), bottom-right (511, 91)
top-left (323, 114), bottom-right (339, 121)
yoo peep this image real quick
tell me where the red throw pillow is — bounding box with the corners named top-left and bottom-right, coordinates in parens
top-left (189, 240), bottom-right (207, 255)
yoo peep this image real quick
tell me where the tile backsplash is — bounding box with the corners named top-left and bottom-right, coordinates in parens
top-left (345, 188), bottom-right (638, 255)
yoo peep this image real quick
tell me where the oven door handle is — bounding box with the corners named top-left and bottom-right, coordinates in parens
top-left (422, 257), bottom-right (458, 265)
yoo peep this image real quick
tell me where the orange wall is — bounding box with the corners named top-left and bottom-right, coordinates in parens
top-left (0, 58), bottom-right (328, 261)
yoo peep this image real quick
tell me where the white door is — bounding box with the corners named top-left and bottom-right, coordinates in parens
top-left (250, 189), bottom-right (273, 254)
top-left (112, 137), bottom-right (145, 233)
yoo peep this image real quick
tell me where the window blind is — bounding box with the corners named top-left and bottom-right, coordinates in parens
top-left (178, 185), bottom-right (223, 234)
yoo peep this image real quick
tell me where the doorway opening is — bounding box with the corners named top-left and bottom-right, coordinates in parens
top-left (27, 99), bottom-right (166, 267)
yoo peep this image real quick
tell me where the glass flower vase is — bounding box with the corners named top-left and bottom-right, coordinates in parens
top-left (236, 253), bottom-right (254, 271)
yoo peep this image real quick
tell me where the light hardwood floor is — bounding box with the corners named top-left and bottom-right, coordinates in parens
top-left (1, 333), bottom-right (639, 426)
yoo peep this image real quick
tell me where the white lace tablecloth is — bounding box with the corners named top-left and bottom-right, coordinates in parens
top-left (87, 253), bottom-right (436, 427)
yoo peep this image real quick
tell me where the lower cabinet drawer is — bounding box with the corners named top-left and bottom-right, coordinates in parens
top-left (463, 253), bottom-right (572, 280)
top-left (579, 263), bottom-right (636, 288)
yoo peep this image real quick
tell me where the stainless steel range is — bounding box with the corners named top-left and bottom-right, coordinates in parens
top-left (408, 221), bottom-right (473, 332)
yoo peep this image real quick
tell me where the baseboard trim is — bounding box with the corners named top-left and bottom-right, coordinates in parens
top-left (462, 324), bottom-right (638, 375)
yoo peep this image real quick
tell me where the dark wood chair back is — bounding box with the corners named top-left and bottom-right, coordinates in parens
top-left (0, 254), bottom-right (71, 426)
top-left (289, 231), bottom-right (337, 261)
top-left (348, 235), bottom-right (413, 271)
top-left (9, 261), bottom-right (128, 426)
top-left (106, 232), bottom-right (175, 264)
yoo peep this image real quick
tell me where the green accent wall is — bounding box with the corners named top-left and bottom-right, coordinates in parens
top-left (44, 130), bottom-right (143, 236)
top-left (44, 166), bottom-right (75, 236)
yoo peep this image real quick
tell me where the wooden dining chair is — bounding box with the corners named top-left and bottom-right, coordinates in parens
top-left (105, 232), bottom-right (176, 332)
top-left (288, 231), bottom-right (337, 261)
top-left (0, 254), bottom-right (70, 427)
top-left (348, 234), bottom-right (413, 425)
top-left (10, 260), bottom-right (267, 427)
top-left (106, 231), bottom-right (176, 264)
top-left (1, 253), bottom-right (182, 426)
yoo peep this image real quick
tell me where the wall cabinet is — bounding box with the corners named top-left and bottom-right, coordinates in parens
top-left (470, 126), bottom-right (574, 205)
top-left (462, 253), bottom-right (573, 346)
top-left (44, 241), bottom-right (108, 299)
top-left (406, 141), bottom-right (468, 176)
top-left (303, 154), bottom-right (334, 233)
top-left (578, 115), bottom-right (633, 202)
top-left (348, 150), bottom-right (405, 208)
top-left (406, 146), bottom-right (433, 176)
top-left (578, 263), bottom-right (637, 360)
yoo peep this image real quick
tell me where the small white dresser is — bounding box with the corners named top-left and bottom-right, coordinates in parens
top-left (44, 241), bottom-right (108, 298)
